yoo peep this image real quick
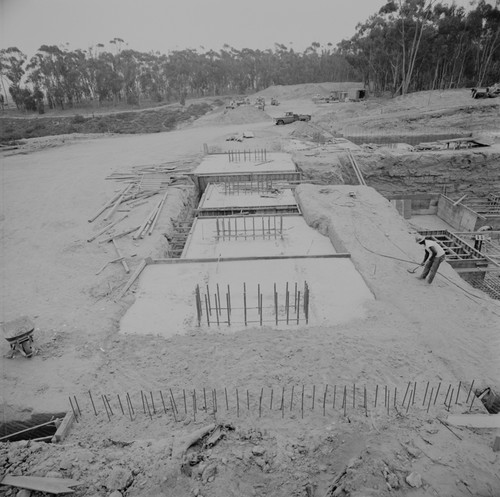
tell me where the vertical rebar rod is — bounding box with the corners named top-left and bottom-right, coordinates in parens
top-left (455, 381), bottom-right (462, 404)
top-left (104, 395), bottom-right (114, 416)
top-left (247, 390), bottom-right (250, 410)
top-left (422, 382), bottom-right (430, 406)
top-left (412, 382), bottom-right (417, 405)
top-left (270, 389), bottom-right (273, 410)
top-left (206, 285), bottom-right (211, 315)
top-left (281, 387), bottom-right (285, 418)
top-left (375, 385), bottom-right (379, 407)
top-left (296, 291), bottom-right (301, 324)
top-left (225, 387), bottom-right (229, 410)
top-left (102, 395), bottom-right (111, 421)
top-left (274, 283), bottom-right (278, 325)
top-left (193, 390), bottom-right (197, 422)
top-left (195, 285), bottom-right (201, 326)
top-left (434, 382), bottom-right (441, 405)
top-left (203, 388), bottom-right (207, 411)
top-left (353, 384), bottom-right (356, 408)
top-left (444, 384), bottom-right (452, 406)
top-left (259, 388), bottom-right (263, 418)
top-left (405, 389), bottom-right (412, 413)
top-left (402, 382), bottom-right (411, 407)
top-left (127, 392), bottom-right (135, 415)
top-left (236, 389), bottom-right (239, 417)
top-left (144, 395), bottom-right (153, 420)
top-left (73, 396), bottom-right (81, 416)
top-left (243, 283), bottom-right (247, 326)
top-left (183, 389), bottom-right (187, 414)
top-left (169, 389), bottom-right (178, 415)
top-left (126, 394), bottom-right (133, 421)
top-left (259, 292), bottom-right (263, 326)
top-left (286, 282), bottom-right (290, 325)
top-left (213, 389), bottom-right (218, 413)
top-left (343, 386), bottom-right (347, 417)
top-left (312, 385), bottom-right (315, 410)
top-left (333, 385), bottom-right (336, 409)
top-left (466, 380), bottom-right (475, 403)
top-left (69, 397), bottom-right (79, 423)
top-left (294, 283), bottom-right (298, 311)
top-left (226, 292), bottom-right (231, 326)
top-left (150, 392), bottom-right (156, 414)
top-left (118, 395), bottom-right (125, 415)
top-left (290, 385), bottom-right (294, 411)
top-left (216, 284), bottom-right (221, 315)
top-left (215, 293), bottom-right (220, 326)
top-left (160, 391), bottom-right (167, 414)
top-left (426, 387), bottom-right (434, 413)
top-left (323, 385), bottom-right (328, 416)
top-left (387, 391), bottom-right (390, 415)
top-left (447, 388), bottom-right (454, 412)
top-left (89, 390), bottom-right (98, 416)
top-left (301, 385), bottom-right (304, 419)
top-left (205, 294), bottom-right (210, 327)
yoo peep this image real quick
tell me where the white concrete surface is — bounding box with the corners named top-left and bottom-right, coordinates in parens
top-left (199, 184), bottom-right (298, 210)
top-left (193, 152), bottom-right (297, 175)
top-left (119, 258), bottom-right (374, 336)
top-left (181, 216), bottom-right (337, 258)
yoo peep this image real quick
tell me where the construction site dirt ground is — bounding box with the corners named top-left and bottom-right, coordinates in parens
top-left (1, 88), bottom-right (500, 497)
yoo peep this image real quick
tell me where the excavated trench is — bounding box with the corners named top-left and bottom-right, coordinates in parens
top-left (0, 411), bottom-right (66, 443)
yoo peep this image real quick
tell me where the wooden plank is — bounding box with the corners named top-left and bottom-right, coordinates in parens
top-left (111, 239), bottom-right (130, 274)
top-left (51, 411), bottom-right (75, 443)
top-left (87, 214), bottom-right (128, 243)
top-left (88, 190), bottom-right (123, 223)
top-left (447, 413), bottom-right (500, 429)
top-left (98, 226), bottom-right (141, 244)
top-left (150, 253), bottom-right (351, 264)
top-left (1, 475), bottom-right (79, 494)
top-left (116, 258), bottom-right (149, 299)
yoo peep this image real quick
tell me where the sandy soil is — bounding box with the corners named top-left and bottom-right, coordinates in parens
top-left (1, 89), bottom-right (500, 497)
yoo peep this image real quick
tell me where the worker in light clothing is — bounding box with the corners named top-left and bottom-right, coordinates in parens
top-left (415, 235), bottom-right (446, 284)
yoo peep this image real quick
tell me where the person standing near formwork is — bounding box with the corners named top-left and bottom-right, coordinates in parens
top-left (415, 235), bottom-right (446, 284)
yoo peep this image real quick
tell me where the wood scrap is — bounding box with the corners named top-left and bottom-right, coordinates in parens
top-left (87, 214), bottom-right (128, 243)
top-left (98, 226), bottom-right (140, 244)
top-left (148, 191), bottom-right (168, 235)
top-left (116, 258), bottom-right (149, 299)
top-left (111, 239), bottom-right (130, 274)
top-left (88, 189), bottom-right (123, 223)
top-left (104, 184), bottom-right (132, 221)
top-left (95, 257), bottom-right (125, 275)
top-left (1, 475), bottom-right (80, 494)
top-left (52, 411), bottom-right (75, 443)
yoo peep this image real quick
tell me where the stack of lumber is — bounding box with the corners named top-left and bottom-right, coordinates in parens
top-left (133, 192), bottom-right (168, 239)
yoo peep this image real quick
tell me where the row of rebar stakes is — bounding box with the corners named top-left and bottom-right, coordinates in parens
top-left (71, 381), bottom-right (479, 423)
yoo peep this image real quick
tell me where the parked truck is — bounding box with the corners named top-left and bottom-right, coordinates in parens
top-left (275, 111), bottom-right (311, 125)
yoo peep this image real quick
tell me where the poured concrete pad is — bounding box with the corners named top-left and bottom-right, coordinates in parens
top-left (193, 152), bottom-right (296, 175)
top-left (119, 257), bottom-right (374, 336)
top-left (182, 216), bottom-right (337, 258)
top-left (199, 184), bottom-right (298, 210)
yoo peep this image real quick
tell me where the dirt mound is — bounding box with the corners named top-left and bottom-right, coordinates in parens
top-left (193, 105), bottom-right (273, 126)
top-left (256, 82), bottom-right (364, 100)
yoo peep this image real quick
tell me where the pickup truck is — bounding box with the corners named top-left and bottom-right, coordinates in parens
top-left (275, 111), bottom-right (311, 125)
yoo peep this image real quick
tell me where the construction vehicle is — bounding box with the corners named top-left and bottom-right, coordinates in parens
top-left (275, 111), bottom-right (311, 125)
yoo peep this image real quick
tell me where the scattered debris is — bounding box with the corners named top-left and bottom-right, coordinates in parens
top-left (406, 472), bottom-right (422, 488)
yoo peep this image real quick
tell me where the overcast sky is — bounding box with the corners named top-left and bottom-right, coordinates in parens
top-left (1, 0), bottom-right (477, 58)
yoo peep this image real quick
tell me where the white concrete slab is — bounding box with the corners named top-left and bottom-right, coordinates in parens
top-left (199, 184), bottom-right (298, 210)
top-left (181, 216), bottom-right (336, 258)
top-left (193, 152), bottom-right (297, 175)
top-left (119, 258), bottom-right (374, 336)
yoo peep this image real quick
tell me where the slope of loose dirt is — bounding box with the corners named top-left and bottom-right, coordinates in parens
top-left (2, 87), bottom-right (500, 497)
